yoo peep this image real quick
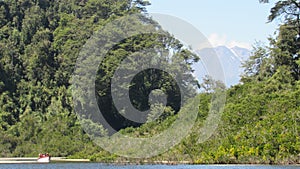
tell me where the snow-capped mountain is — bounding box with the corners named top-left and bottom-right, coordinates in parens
top-left (231, 46), bottom-right (251, 61)
top-left (193, 46), bottom-right (251, 87)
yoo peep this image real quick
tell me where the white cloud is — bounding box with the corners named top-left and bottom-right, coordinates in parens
top-left (207, 33), bottom-right (252, 49)
top-left (207, 33), bottom-right (227, 47)
top-left (227, 40), bottom-right (252, 50)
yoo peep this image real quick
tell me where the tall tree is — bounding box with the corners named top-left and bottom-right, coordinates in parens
top-left (268, 0), bottom-right (300, 37)
top-left (248, 0), bottom-right (300, 81)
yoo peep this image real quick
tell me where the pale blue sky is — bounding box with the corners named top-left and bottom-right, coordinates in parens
top-left (147, 0), bottom-right (278, 49)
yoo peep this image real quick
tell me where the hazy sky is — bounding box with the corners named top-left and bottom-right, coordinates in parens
top-left (147, 0), bottom-right (278, 49)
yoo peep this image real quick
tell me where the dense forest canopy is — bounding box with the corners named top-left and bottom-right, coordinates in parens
top-left (0, 0), bottom-right (155, 157)
top-left (0, 0), bottom-right (299, 164)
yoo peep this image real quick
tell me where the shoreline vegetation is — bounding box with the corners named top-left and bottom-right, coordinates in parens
top-left (0, 157), bottom-right (299, 166)
top-left (95, 161), bottom-right (300, 166)
top-left (0, 0), bottom-right (299, 165)
top-left (90, 159), bottom-right (300, 165)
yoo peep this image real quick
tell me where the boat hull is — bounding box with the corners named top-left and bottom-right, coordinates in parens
top-left (37, 156), bottom-right (50, 163)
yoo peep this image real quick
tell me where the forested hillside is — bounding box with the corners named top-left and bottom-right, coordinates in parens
top-left (0, 0), bottom-right (154, 157)
top-left (0, 0), bottom-right (299, 164)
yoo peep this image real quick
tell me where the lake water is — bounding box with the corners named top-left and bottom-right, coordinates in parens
top-left (0, 163), bottom-right (298, 169)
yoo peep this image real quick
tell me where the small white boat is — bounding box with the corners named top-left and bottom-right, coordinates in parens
top-left (37, 154), bottom-right (51, 163)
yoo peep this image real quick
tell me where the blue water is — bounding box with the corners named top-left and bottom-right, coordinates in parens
top-left (0, 163), bottom-right (298, 169)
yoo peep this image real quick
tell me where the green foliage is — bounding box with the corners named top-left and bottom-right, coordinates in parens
top-left (0, 0), bottom-right (298, 165)
top-left (0, 0), bottom-right (151, 158)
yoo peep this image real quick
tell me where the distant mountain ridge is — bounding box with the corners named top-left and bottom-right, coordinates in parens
top-left (194, 46), bottom-right (251, 87)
